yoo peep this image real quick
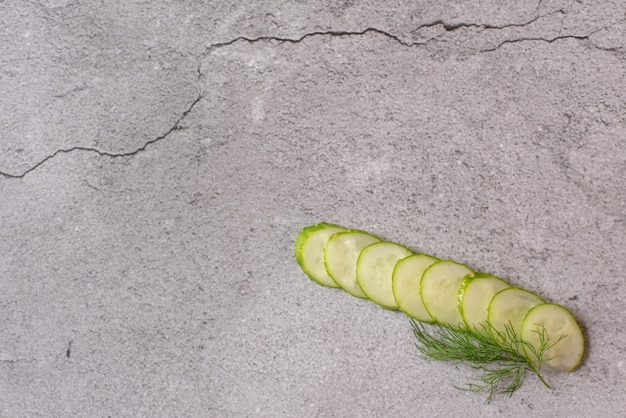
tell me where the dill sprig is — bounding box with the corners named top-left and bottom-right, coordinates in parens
top-left (410, 319), bottom-right (565, 402)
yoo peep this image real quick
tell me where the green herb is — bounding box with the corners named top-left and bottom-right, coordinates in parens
top-left (410, 320), bottom-right (565, 402)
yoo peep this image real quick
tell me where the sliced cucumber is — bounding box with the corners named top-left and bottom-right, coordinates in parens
top-left (295, 222), bottom-right (586, 380)
top-left (294, 222), bottom-right (347, 288)
top-left (488, 287), bottom-right (543, 352)
top-left (521, 303), bottom-right (584, 372)
top-left (324, 230), bottom-right (381, 298)
top-left (459, 273), bottom-right (510, 335)
top-left (356, 241), bottom-right (412, 309)
top-left (392, 254), bottom-right (439, 322)
top-left (420, 260), bottom-right (474, 329)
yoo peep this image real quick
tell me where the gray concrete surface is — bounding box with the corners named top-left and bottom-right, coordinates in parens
top-left (1, 1), bottom-right (625, 416)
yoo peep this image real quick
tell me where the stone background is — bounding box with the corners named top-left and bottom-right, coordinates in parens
top-left (1, 1), bottom-right (625, 416)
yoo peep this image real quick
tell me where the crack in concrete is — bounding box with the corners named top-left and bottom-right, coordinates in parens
top-left (419, 8), bottom-right (562, 33)
top-left (202, 10), bottom-right (563, 55)
top-left (0, 93), bottom-right (203, 179)
top-left (198, 9), bottom-right (621, 59)
top-left (480, 34), bottom-right (593, 53)
top-left (480, 24), bottom-right (622, 53)
top-left (3, 11), bottom-right (622, 179)
top-left (204, 27), bottom-right (422, 52)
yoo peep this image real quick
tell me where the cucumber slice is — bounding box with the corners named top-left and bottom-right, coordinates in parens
top-left (392, 254), bottom-right (439, 322)
top-left (459, 273), bottom-right (510, 335)
top-left (294, 222), bottom-right (347, 288)
top-left (420, 260), bottom-right (474, 329)
top-left (324, 230), bottom-right (381, 298)
top-left (356, 241), bottom-right (413, 309)
top-left (521, 303), bottom-right (584, 372)
top-left (488, 287), bottom-right (543, 352)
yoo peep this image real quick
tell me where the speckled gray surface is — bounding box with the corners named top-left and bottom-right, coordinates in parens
top-left (1, 1), bottom-right (625, 417)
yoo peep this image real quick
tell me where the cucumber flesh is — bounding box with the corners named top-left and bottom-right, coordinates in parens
top-left (521, 303), bottom-right (584, 372)
top-left (459, 273), bottom-right (510, 336)
top-left (392, 254), bottom-right (439, 322)
top-left (356, 241), bottom-right (412, 309)
top-left (488, 287), bottom-right (543, 352)
top-left (420, 260), bottom-right (474, 329)
top-left (324, 230), bottom-right (381, 298)
top-left (294, 223), bottom-right (347, 288)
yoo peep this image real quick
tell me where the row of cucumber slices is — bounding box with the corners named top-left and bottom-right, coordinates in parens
top-left (294, 222), bottom-right (584, 372)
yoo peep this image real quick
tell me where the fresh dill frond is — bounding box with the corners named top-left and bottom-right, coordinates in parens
top-left (410, 319), bottom-right (564, 402)
top-left (463, 364), bottom-right (526, 403)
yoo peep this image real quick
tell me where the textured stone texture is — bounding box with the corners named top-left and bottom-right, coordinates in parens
top-left (1, 1), bottom-right (625, 416)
